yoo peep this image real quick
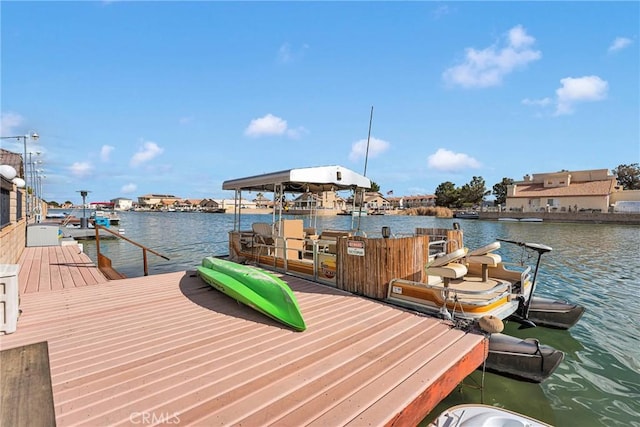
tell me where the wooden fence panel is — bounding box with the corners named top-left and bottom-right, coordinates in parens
top-left (336, 235), bottom-right (431, 300)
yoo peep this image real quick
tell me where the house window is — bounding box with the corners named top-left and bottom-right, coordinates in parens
top-left (17, 190), bottom-right (22, 220)
top-left (1, 186), bottom-right (10, 228)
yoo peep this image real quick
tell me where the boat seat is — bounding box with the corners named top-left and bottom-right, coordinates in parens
top-left (252, 222), bottom-right (275, 251)
top-left (426, 248), bottom-right (468, 286)
top-left (467, 242), bottom-right (502, 282)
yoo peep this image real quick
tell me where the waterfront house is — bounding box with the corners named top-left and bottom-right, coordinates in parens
top-left (253, 194), bottom-right (272, 208)
top-left (0, 149), bottom-right (26, 264)
top-left (180, 199), bottom-right (203, 211)
top-left (199, 198), bottom-right (224, 212)
top-left (504, 169), bottom-right (625, 213)
top-left (136, 193), bottom-right (181, 210)
top-left (110, 197), bottom-right (133, 211)
top-left (362, 192), bottom-right (392, 211)
top-left (402, 194), bottom-right (437, 209)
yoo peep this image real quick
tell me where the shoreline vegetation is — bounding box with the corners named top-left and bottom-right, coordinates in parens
top-left (402, 207), bottom-right (454, 217)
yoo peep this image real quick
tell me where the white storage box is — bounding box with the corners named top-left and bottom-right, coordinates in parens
top-left (27, 224), bottom-right (61, 247)
top-left (0, 264), bottom-right (20, 334)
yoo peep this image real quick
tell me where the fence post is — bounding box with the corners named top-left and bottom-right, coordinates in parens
top-left (143, 248), bottom-right (148, 276)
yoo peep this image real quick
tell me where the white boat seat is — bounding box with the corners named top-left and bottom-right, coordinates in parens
top-left (468, 241), bottom-right (500, 256)
top-left (426, 248), bottom-right (468, 286)
top-left (467, 242), bottom-right (502, 282)
top-left (427, 263), bottom-right (468, 280)
top-left (429, 247), bottom-right (468, 268)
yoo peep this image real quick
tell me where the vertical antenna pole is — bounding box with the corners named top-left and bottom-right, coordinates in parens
top-left (356, 106), bottom-right (374, 233)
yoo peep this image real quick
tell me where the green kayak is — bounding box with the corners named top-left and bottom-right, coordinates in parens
top-left (197, 257), bottom-right (306, 331)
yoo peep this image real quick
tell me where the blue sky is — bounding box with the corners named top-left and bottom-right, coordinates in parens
top-left (1, 1), bottom-right (638, 205)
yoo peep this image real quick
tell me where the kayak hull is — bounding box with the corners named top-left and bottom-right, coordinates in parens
top-left (197, 257), bottom-right (306, 331)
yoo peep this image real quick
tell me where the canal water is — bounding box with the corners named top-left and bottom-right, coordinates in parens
top-left (59, 210), bottom-right (639, 426)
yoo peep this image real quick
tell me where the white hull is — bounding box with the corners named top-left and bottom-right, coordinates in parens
top-left (430, 404), bottom-right (552, 426)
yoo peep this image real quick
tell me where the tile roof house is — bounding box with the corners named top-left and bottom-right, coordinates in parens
top-left (505, 169), bottom-right (622, 213)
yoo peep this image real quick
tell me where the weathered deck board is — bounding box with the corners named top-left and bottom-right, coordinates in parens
top-left (0, 269), bottom-right (486, 426)
top-left (0, 341), bottom-right (56, 427)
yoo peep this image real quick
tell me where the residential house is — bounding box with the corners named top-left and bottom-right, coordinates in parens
top-left (253, 194), bottom-right (272, 209)
top-left (291, 193), bottom-right (318, 211)
top-left (199, 198), bottom-right (225, 212)
top-left (137, 194), bottom-right (181, 210)
top-left (401, 194), bottom-right (436, 209)
top-left (505, 169), bottom-right (623, 213)
top-left (111, 197), bottom-right (133, 211)
top-left (362, 192), bottom-right (391, 211)
top-left (0, 148), bottom-right (25, 263)
top-left (180, 199), bottom-right (202, 211)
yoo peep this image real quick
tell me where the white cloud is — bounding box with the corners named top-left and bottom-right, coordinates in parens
top-left (522, 97), bottom-right (552, 107)
top-left (0, 112), bottom-right (25, 136)
top-left (244, 113), bottom-right (290, 137)
top-left (130, 141), bottom-right (164, 166)
top-left (348, 137), bottom-right (390, 162)
top-left (555, 76), bottom-right (608, 115)
top-left (431, 4), bottom-right (452, 20)
top-left (427, 148), bottom-right (481, 172)
top-left (278, 43), bottom-right (293, 63)
top-left (277, 42), bottom-right (309, 63)
top-left (442, 25), bottom-right (541, 88)
top-left (608, 37), bottom-right (632, 53)
top-left (100, 145), bottom-right (114, 162)
top-left (121, 183), bottom-right (137, 193)
top-left (69, 161), bottom-right (93, 178)
top-left (179, 116), bottom-right (193, 125)
top-left (286, 126), bottom-right (309, 139)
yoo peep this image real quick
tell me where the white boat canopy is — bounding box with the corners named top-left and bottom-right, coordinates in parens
top-left (223, 165), bottom-right (371, 231)
top-left (222, 165), bottom-right (371, 193)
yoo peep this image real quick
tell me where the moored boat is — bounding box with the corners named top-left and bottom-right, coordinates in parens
top-left (429, 403), bottom-right (552, 426)
top-left (454, 211), bottom-right (479, 219)
top-left (219, 164), bottom-right (581, 383)
top-left (387, 238), bottom-right (580, 382)
top-left (197, 256), bottom-right (306, 331)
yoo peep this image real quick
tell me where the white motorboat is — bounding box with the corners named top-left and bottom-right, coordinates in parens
top-left (429, 404), bottom-right (552, 427)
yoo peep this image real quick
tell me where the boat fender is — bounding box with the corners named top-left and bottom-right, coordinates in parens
top-left (479, 315), bottom-right (504, 334)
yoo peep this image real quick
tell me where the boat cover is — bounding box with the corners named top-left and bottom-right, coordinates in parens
top-left (222, 165), bottom-right (371, 193)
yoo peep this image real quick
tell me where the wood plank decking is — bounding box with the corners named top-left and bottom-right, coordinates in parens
top-left (17, 245), bottom-right (109, 294)
top-left (2, 247), bottom-right (487, 426)
top-left (0, 341), bottom-right (56, 427)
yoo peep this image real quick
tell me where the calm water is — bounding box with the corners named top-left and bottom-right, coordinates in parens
top-left (61, 210), bottom-right (640, 426)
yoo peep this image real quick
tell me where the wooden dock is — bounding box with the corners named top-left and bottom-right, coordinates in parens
top-left (17, 245), bottom-right (109, 293)
top-left (1, 246), bottom-right (487, 426)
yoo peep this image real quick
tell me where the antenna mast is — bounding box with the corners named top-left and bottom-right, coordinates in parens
top-left (355, 106), bottom-right (374, 233)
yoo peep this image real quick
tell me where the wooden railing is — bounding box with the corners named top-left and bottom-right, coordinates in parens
top-left (94, 224), bottom-right (169, 278)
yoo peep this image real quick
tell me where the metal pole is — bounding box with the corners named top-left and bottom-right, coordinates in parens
top-left (23, 137), bottom-right (29, 218)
